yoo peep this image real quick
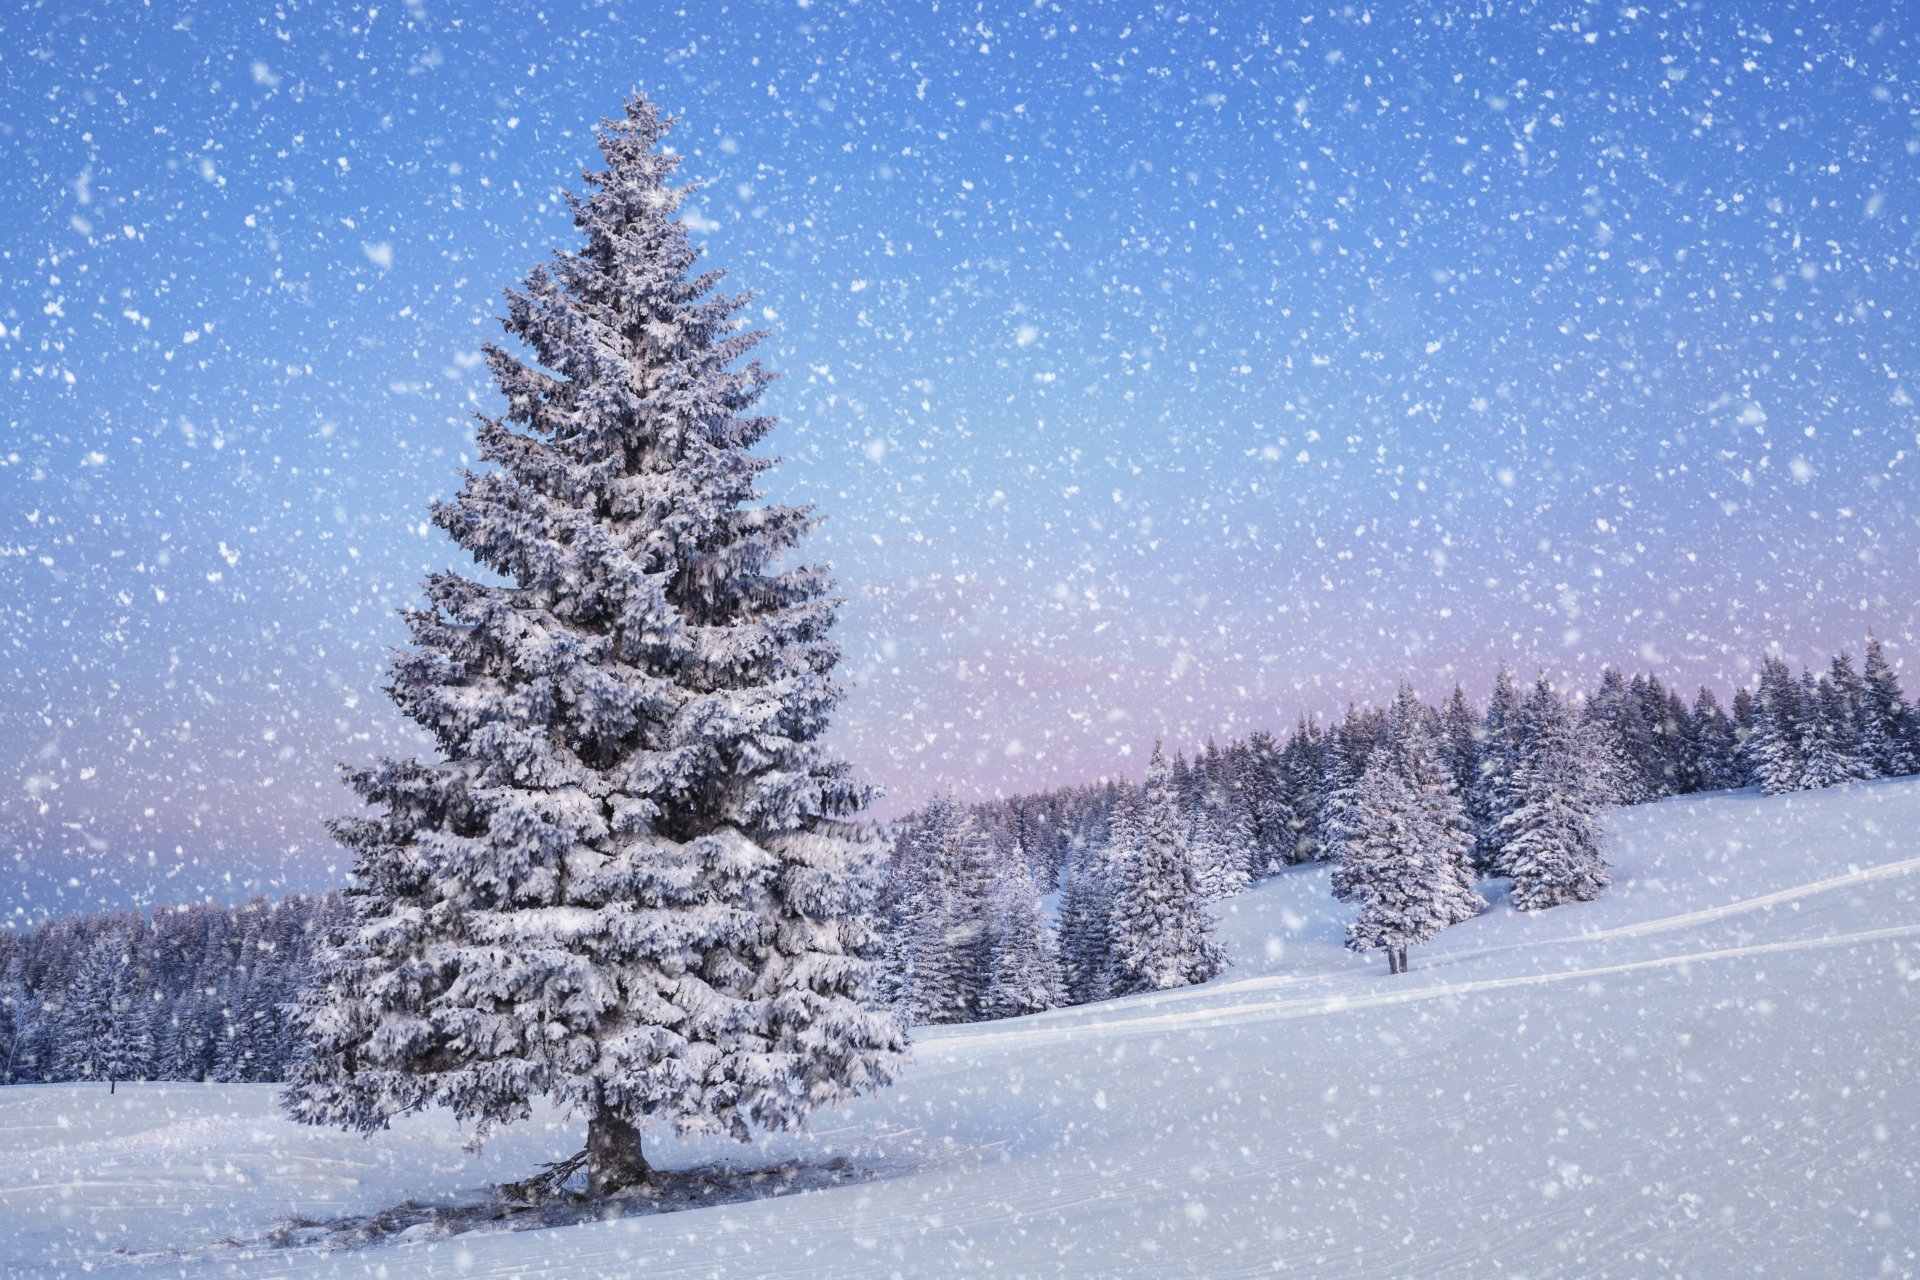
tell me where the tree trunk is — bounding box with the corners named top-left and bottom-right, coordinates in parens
top-left (586, 1110), bottom-right (649, 1195)
top-left (1386, 947), bottom-right (1399, 975)
top-left (1398, 946), bottom-right (1410, 974)
top-left (109, 1077), bottom-right (116, 1095)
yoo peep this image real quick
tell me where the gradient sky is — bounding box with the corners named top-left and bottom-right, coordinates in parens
top-left (5, 1), bottom-right (1918, 921)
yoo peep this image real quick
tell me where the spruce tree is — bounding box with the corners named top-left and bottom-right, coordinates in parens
top-left (1189, 805), bottom-right (1250, 902)
top-left (1338, 715), bottom-right (1485, 975)
top-left (1502, 680), bottom-right (1613, 912)
top-left (1688, 687), bottom-right (1741, 792)
top-left (1861, 634), bottom-right (1918, 777)
top-left (1588, 668), bottom-right (1655, 804)
top-left (1056, 841), bottom-right (1117, 1005)
top-left (283, 96), bottom-right (903, 1193)
top-left (981, 862), bottom-right (1065, 1019)
top-left (1110, 745), bottom-right (1225, 994)
top-left (1471, 664), bottom-right (1525, 875)
top-left (1279, 715), bottom-right (1325, 864)
top-left (1748, 656), bottom-right (1808, 794)
top-left (1799, 669), bottom-right (1873, 790)
top-left (1242, 730), bottom-right (1295, 876)
top-left (62, 932), bottom-right (151, 1092)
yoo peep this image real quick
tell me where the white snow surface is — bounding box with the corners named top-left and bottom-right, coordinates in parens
top-left (5, 780), bottom-right (1917, 1277)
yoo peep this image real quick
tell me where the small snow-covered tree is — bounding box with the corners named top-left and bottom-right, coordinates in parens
top-left (1110, 745), bottom-right (1225, 994)
top-left (1861, 634), bottom-right (1918, 778)
top-left (1189, 805), bottom-right (1250, 903)
top-left (981, 862), bottom-right (1064, 1019)
top-left (1748, 656), bottom-right (1807, 794)
top-left (1056, 840), bottom-right (1117, 1006)
top-left (1798, 669), bottom-right (1873, 791)
top-left (283, 95), bottom-right (904, 1194)
top-left (0, 970), bottom-right (32, 1086)
top-left (1470, 664), bottom-right (1525, 874)
top-left (1688, 687), bottom-right (1742, 793)
top-left (1502, 680), bottom-right (1613, 912)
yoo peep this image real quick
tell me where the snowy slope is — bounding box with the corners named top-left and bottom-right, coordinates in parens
top-left (5, 780), bottom-right (1918, 1277)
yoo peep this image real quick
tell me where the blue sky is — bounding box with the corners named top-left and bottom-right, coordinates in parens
top-left (4, 0), bottom-right (1917, 919)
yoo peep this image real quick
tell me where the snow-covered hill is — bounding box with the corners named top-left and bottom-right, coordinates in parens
top-left (5, 780), bottom-right (1918, 1277)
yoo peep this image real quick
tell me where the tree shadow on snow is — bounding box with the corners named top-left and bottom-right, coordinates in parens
top-left (234, 1156), bottom-right (881, 1257)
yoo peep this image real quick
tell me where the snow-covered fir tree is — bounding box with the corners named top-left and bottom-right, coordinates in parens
top-left (1688, 687), bottom-right (1743, 792)
top-left (1, 967), bottom-right (34, 1086)
top-left (882, 792), bottom-right (1000, 1024)
top-left (981, 861), bottom-right (1065, 1019)
top-left (1189, 804), bottom-right (1250, 903)
top-left (1797, 668), bottom-right (1872, 790)
top-left (1317, 706), bottom-right (1387, 868)
top-left (1748, 656), bottom-right (1808, 795)
top-left (1588, 667), bottom-right (1657, 804)
top-left (282, 95), bottom-right (903, 1194)
top-left (61, 932), bottom-right (152, 1092)
top-left (1056, 839), bottom-right (1117, 1006)
top-left (1861, 634), bottom-right (1918, 778)
top-left (1440, 684), bottom-right (1482, 803)
top-left (1110, 745), bottom-right (1225, 994)
top-left (1278, 715), bottom-right (1326, 863)
top-left (1501, 679), bottom-right (1613, 912)
top-left (1241, 730), bottom-right (1295, 876)
top-left (1337, 698), bottom-right (1485, 974)
top-left (1470, 664), bottom-right (1526, 874)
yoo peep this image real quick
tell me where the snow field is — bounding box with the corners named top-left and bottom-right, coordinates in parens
top-left (4, 778), bottom-right (1917, 1277)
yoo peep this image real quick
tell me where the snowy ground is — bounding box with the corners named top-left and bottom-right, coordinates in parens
top-left (5, 780), bottom-right (1918, 1277)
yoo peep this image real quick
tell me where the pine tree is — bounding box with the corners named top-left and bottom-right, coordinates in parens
top-left (1748, 656), bottom-right (1808, 795)
top-left (0, 969), bottom-right (31, 1086)
top-left (1588, 667), bottom-right (1655, 804)
top-left (1189, 805), bottom-right (1250, 902)
top-left (1110, 745), bottom-right (1226, 994)
top-left (1729, 686), bottom-right (1760, 787)
top-left (1440, 684), bottom-right (1481, 802)
top-left (1688, 687), bottom-right (1742, 793)
top-left (1241, 731), bottom-right (1295, 877)
top-left (1471, 664), bottom-right (1526, 875)
top-left (1861, 634), bottom-right (1918, 777)
top-left (282, 95), bottom-right (904, 1194)
top-left (61, 932), bottom-right (151, 1092)
top-left (1502, 680), bottom-right (1613, 912)
top-left (1338, 709), bottom-right (1486, 975)
top-left (1799, 669), bottom-right (1873, 790)
top-left (1278, 716), bottom-right (1325, 864)
top-left (981, 862), bottom-right (1065, 1019)
top-left (1056, 835), bottom-right (1118, 1006)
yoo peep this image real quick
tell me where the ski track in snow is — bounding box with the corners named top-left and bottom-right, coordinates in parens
top-left (3, 779), bottom-right (1918, 1277)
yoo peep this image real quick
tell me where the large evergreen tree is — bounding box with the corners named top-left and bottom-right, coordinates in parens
top-left (283, 96), bottom-right (903, 1194)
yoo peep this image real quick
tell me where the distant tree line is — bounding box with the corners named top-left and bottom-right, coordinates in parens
top-left (0, 893), bottom-right (346, 1088)
top-left (883, 632), bottom-right (1920, 1011)
top-left (7, 637), bottom-right (1912, 1081)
